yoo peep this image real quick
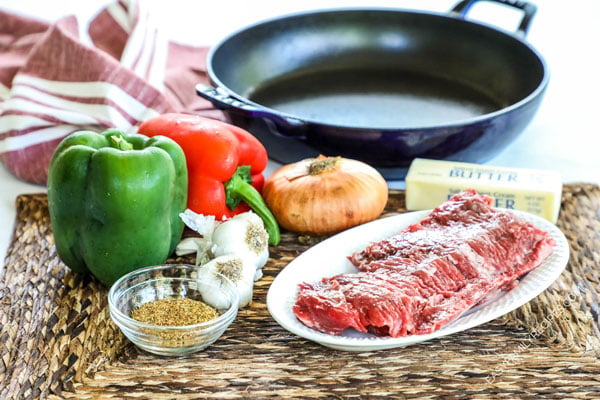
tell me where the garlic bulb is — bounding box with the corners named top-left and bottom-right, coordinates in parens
top-left (196, 255), bottom-right (255, 308)
top-left (178, 209), bottom-right (271, 307)
top-left (211, 211), bottom-right (269, 281)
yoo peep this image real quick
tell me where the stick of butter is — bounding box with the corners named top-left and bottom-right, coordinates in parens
top-left (405, 158), bottom-right (563, 223)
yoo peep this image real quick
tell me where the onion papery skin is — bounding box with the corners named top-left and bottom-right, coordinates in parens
top-left (263, 157), bottom-right (388, 235)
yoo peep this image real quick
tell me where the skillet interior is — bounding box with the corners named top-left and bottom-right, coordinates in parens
top-left (209, 9), bottom-right (546, 129)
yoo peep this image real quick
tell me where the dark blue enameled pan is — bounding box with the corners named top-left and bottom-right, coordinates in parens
top-left (197, 0), bottom-right (548, 179)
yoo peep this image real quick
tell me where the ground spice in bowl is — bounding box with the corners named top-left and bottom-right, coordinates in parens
top-left (109, 265), bottom-right (238, 355)
top-left (131, 297), bottom-right (218, 326)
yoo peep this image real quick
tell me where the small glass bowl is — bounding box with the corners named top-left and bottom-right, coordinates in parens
top-left (108, 264), bottom-right (239, 356)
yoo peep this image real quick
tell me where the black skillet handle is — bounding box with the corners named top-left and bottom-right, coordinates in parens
top-left (195, 83), bottom-right (306, 135)
top-left (450, 0), bottom-right (537, 37)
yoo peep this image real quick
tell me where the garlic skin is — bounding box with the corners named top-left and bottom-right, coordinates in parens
top-left (196, 255), bottom-right (255, 308)
top-left (177, 210), bottom-right (219, 265)
top-left (211, 211), bottom-right (269, 280)
top-left (179, 209), bottom-right (219, 238)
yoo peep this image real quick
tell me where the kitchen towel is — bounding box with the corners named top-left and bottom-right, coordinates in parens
top-left (0, 0), bottom-right (222, 185)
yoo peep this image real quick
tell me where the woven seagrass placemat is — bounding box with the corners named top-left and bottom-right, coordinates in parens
top-left (1, 184), bottom-right (599, 399)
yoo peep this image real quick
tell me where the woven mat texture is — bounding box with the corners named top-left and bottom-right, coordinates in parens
top-left (1, 184), bottom-right (599, 399)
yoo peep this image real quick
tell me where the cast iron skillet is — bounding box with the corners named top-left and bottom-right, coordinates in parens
top-left (197, 0), bottom-right (548, 179)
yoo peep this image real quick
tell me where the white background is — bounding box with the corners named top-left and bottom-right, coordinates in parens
top-left (1, 0), bottom-right (599, 260)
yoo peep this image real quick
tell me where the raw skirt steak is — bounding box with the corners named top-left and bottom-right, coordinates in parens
top-left (293, 189), bottom-right (555, 337)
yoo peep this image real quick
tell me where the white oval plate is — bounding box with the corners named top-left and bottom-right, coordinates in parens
top-left (267, 210), bottom-right (570, 351)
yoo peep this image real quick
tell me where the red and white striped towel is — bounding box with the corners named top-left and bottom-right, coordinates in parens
top-left (0, 0), bottom-right (222, 185)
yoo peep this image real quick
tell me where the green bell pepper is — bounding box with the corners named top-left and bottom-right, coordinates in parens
top-left (47, 129), bottom-right (188, 286)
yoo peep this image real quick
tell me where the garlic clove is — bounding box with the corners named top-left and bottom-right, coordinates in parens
top-left (175, 237), bottom-right (201, 256)
top-left (253, 268), bottom-right (263, 282)
top-left (175, 237), bottom-right (214, 266)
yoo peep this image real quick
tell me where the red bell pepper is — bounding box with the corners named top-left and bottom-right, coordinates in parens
top-left (138, 113), bottom-right (280, 245)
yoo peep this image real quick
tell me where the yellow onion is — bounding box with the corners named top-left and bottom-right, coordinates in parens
top-left (263, 156), bottom-right (388, 235)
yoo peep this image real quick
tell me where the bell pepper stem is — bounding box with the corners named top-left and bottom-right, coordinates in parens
top-left (225, 166), bottom-right (281, 246)
top-left (109, 133), bottom-right (134, 151)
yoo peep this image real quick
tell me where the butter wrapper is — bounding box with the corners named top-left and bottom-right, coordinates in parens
top-left (405, 158), bottom-right (562, 223)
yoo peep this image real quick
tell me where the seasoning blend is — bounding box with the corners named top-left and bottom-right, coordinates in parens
top-left (131, 297), bottom-right (218, 326)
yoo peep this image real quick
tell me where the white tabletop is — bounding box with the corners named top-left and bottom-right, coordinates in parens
top-left (1, 0), bottom-right (599, 261)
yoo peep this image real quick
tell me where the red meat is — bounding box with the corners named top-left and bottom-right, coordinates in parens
top-left (292, 189), bottom-right (555, 337)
